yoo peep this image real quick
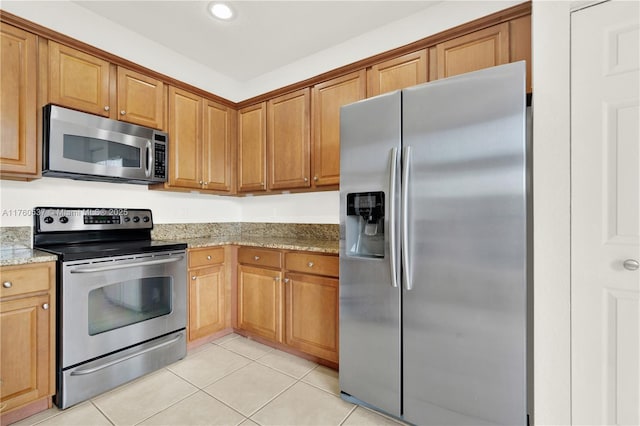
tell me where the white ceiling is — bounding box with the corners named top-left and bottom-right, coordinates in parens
top-left (71, 1), bottom-right (439, 82)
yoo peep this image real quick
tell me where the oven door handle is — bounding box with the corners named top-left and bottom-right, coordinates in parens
top-left (69, 333), bottom-right (183, 376)
top-left (69, 256), bottom-right (184, 273)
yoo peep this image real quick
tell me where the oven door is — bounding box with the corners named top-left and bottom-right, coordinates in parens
top-left (60, 250), bottom-right (186, 369)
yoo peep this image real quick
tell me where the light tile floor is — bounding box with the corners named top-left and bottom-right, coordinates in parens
top-left (13, 334), bottom-right (405, 426)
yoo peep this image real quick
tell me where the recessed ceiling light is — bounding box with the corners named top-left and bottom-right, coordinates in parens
top-left (209, 2), bottom-right (234, 21)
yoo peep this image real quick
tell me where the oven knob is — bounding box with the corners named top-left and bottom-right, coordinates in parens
top-left (43, 216), bottom-right (54, 224)
top-left (59, 216), bottom-right (69, 224)
top-left (124, 216), bottom-right (131, 222)
top-left (132, 216), bottom-right (140, 223)
top-left (142, 216), bottom-right (150, 223)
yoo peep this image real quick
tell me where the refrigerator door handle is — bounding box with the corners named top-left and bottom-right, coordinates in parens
top-left (389, 147), bottom-right (399, 288)
top-left (402, 146), bottom-right (413, 291)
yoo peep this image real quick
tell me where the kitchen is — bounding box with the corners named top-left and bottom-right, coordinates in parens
top-left (1, 1), bottom-right (638, 425)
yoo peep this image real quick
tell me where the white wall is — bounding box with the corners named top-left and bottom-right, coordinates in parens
top-left (531, 1), bottom-right (572, 424)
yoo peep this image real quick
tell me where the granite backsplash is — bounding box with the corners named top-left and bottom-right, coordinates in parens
top-left (152, 222), bottom-right (339, 241)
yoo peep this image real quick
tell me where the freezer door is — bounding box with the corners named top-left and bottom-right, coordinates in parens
top-left (401, 62), bottom-right (527, 425)
top-left (339, 91), bottom-right (402, 417)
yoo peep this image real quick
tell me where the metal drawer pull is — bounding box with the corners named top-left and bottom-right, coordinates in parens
top-left (307, 262), bottom-right (314, 268)
top-left (192, 276), bottom-right (197, 280)
top-left (254, 256), bottom-right (260, 261)
top-left (207, 255), bottom-right (212, 260)
top-left (42, 303), bottom-right (49, 310)
top-left (2, 281), bottom-right (12, 288)
top-left (70, 256), bottom-right (183, 273)
top-left (70, 334), bottom-right (182, 376)
top-left (623, 259), bottom-right (639, 271)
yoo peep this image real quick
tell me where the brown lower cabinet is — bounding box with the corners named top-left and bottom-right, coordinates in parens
top-left (235, 247), bottom-right (339, 364)
top-left (187, 247), bottom-right (229, 342)
top-left (0, 262), bottom-right (55, 418)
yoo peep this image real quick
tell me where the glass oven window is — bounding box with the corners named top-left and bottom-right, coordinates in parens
top-left (63, 135), bottom-right (141, 167)
top-left (88, 277), bottom-right (172, 335)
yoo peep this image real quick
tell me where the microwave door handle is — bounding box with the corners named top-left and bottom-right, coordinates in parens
top-left (145, 140), bottom-right (152, 177)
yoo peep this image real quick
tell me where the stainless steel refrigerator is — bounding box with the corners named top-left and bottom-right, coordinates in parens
top-left (339, 61), bottom-right (529, 425)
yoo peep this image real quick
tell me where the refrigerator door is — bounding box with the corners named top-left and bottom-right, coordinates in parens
top-left (339, 91), bottom-right (402, 417)
top-left (401, 62), bottom-right (527, 425)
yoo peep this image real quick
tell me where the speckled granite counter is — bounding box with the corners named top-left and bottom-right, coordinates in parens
top-left (0, 246), bottom-right (57, 266)
top-left (0, 223), bottom-right (340, 265)
top-left (182, 235), bottom-right (339, 254)
top-left (153, 223), bottom-right (339, 254)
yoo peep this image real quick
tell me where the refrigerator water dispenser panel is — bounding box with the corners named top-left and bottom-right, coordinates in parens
top-left (346, 191), bottom-right (385, 258)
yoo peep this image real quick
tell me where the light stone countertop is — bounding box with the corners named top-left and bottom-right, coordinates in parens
top-left (180, 235), bottom-right (339, 254)
top-left (0, 245), bottom-right (58, 267)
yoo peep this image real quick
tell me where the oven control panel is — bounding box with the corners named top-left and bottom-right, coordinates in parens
top-left (35, 207), bottom-right (153, 232)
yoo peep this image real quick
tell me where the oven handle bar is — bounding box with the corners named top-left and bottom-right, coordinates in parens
top-left (69, 256), bottom-right (184, 274)
top-left (69, 333), bottom-right (183, 376)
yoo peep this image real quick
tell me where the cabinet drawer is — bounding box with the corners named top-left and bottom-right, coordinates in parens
top-left (189, 247), bottom-right (224, 268)
top-left (0, 262), bottom-right (54, 299)
top-left (285, 252), bottom-right (338, 277)
top-left (238, 247), bottom-right (282, 269)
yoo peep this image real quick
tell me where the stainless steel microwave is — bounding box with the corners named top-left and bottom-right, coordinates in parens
top-left (43, 104), bottom-right (168, 184)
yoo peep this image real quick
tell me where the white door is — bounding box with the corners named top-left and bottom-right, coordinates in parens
top-left (571, 1), bottom-right (640, 424)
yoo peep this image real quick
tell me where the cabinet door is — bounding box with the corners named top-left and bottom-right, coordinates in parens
top-left (117, 67), bottom-right (165, 130)
top-left (0, 25), bottom-right (38, 177)
top-left (267, 88), bottom-right (311, 190)
top-left (188, 265), bottom-right (226, 342)
top-left (0, 294), bottom-right (51, 412)
top-left (509, 15), bottom-right (532, 93)
top-left (312, 71), bottom-right (366, 187)
top-left (237, 103), bottom-right (267, 193)
top-left (367, 50), bottom-right (427, 97)
top-left (49, 41), bottom-right (111, 116)
top-left (203, 100), bottom-right (235, 192)
top-left (168, 87), bottom-right (202, 189)
top-left (237, 264), bottom-right (283, 342)
top-left (431, 22), bottom-right (510, 80)
top-left (285, 273), bottom-right (338, 362)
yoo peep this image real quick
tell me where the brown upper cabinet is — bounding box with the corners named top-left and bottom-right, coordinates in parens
top-left (267, 88), bottom-right (311, 191)
top-left (237, 103), bottom-right (267, 193)
top-left (367, 50), bottom-right (428, 97)
top-left (430, 22), bottom-right (509, 81)
top-left (311, 70), bottom-right (367, 188)
top-left (160, 86), bottom-right (235, 193)
top-left (0, 24), bottom-right (39, 179)
top-left (48, 41), bottom-right (166, 129)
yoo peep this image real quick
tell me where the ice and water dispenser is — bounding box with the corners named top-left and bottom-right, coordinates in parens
top-left (345, 191), bottom-right (385, 258)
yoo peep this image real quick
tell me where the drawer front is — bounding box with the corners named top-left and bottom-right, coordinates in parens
top-left (285, 252), bottom-right (339, 277)
top-left (0, 262), bottom-right (54, 298)
top-left (238, 247), bottom-right (282, 269)
top-left (189, 247), bottom-right (225, 268)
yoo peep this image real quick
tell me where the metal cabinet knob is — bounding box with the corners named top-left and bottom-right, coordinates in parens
top-left (191, 276), bottom-right (197, 280)
top-left (254, 256), bottom-right (260, 261)
top-left (42, 303), bottom-right (49, 310)
top-left (284, 278), bottom-right (290, 284)
top-left (120, 110), bottom-right (126, 115)
top-left (2, 281), bottom-right (12, 288)
top-left (623, 259), bottom-right (639, 271)
top-left (307, 262), bottom-right (314, 268)
top-left (199, 180), bottom-right (204, 185)
top-left (207, 255), bottom-right (212, 260)
top-left (313, 176), bottom-right (318, 181)
top-left (104, 106), bottom-right (110, 111)
top-left (304, 177), bottom-right (308, 182)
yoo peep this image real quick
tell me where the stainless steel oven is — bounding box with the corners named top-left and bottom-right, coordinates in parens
top-left (33, 207), bottom-right (187, 409)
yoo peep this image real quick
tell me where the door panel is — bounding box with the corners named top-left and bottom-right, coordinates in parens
top-left (402, 63), bottom-right (527, 425)
top-left (571, 1), bottom-right (640, 423)
top-left (339, 91), bottom-right (401, 417)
